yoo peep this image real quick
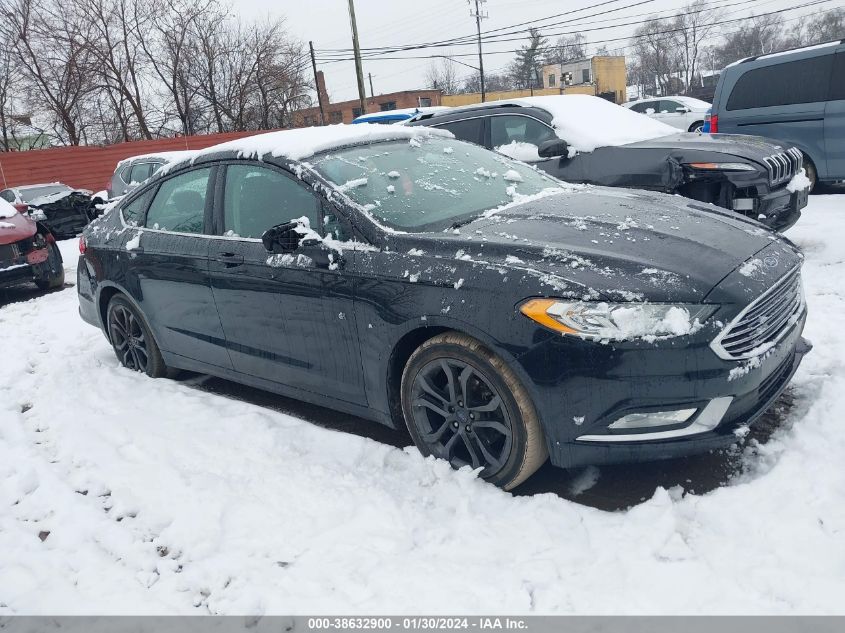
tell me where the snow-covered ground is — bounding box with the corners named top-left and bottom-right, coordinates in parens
top-left (1, 194), bottom-right (844, 615)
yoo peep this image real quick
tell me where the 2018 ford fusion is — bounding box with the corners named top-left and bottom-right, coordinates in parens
top-left (77, 125), bottom-right (811, 489)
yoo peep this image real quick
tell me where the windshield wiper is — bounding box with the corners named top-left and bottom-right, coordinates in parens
top-left (448, 215), bottom-right (480, 231)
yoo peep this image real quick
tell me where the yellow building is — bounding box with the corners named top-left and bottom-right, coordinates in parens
top-left (541, 56), bottom-right (627, 104)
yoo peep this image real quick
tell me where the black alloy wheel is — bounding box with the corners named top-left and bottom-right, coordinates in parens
top-left (106, 296), bottom-right (169, 377)
top-left (401, 332), bottom-right (547, 489)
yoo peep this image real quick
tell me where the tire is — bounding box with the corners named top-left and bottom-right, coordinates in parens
top-left (34, 242), bottom-right (65, 290)
top-left (401, 331), bottom-right (548, 490)
top-left (688, 121), bottom-right (704, 133)
top-left (106, 295), bottom-right (170, 378)
top-left (803, 156), bottom-right (818, 193)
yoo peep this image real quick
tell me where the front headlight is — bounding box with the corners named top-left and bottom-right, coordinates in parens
top-left (519, 299), bottom-right (716, 341)
top-left (686, 162), bottom-right (756, 171)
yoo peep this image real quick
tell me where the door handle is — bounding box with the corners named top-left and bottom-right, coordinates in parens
top-left (215, 252), bottom-right (244, 267)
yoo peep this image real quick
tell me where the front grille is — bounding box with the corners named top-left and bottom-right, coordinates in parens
top-left (711, 266), bottom-right (805, 360)
top-left (763, 148), bottom-right (802, 186)
top-left (0, 243), bottom-right (20, 266)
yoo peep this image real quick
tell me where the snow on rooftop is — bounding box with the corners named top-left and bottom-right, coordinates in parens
top-left (183, 124), bottom-right (453, 166)
top-left (117, 150), bottom-right (198, 168)
top-left (509, 95), bottom-right (678, 153)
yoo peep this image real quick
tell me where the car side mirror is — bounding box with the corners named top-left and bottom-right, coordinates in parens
top-left (675, 106), bottom-right (690, 113)
top-left (538, 138), bottom-right (569, 158)
top-left (262, 221), bottom-right (301, 253)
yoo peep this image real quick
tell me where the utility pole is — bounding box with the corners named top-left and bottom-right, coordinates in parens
top-left (368, 72), bottom-right (375, 99)
top-left (469, 0), bottom-right (487, 102)
top-left (309, 41), bottom-right (326, 125)
top-left (347, 0), bottom-right (367, 115)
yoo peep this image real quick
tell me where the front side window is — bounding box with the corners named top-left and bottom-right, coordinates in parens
top-left (727, 54), bottom-right (834, 111)
top-left (121, 189), bottom-right (154, 226)
top-left (490, 115), bottom-right (557, 148)
top-left (659, 100), bottom-right (681, 113)
top-left (223, 164), bottom-right (321, 239)
top-left (311, 136), bottom-right (560, 232)
top-left (145, 167), bottom-right (210, 233)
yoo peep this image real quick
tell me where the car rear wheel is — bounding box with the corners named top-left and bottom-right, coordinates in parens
top-left (106, 295), bottom-right (169, 378)
top-left (34, 242), bottom-right (65, 290)
top-left (401, 331), bottom-right (547, 490)
top-left (688, 120), bottom-right (705, 133)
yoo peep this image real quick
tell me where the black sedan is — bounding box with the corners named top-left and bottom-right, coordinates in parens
top-left (408, 95), bottom-right (809, 232)
top-left (77, 126), bottom-right (810, 489)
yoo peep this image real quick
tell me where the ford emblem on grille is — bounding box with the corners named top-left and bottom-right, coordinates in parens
top-left (764, 255), bottom-right (779, 268)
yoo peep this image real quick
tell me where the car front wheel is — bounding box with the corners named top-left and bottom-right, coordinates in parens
top-left (106, 295), bottom-right (169, 377)
top-left (34, 241), bottom-right (65, 290)
top-left (401, 332), bottom-right (547, 490)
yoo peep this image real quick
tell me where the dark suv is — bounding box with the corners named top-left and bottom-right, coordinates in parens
top-left (409, 95), bottom-right (809, 231)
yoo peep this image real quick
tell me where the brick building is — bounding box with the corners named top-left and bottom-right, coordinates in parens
top-left (292, 72), bottom-right (442, 127)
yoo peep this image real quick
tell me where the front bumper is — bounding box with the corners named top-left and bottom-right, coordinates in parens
top-left (0, 243), bottom-right (49, 288)
top-left (746, 186), bottom-right (808, 232)
top-left (516, 308), bottom-right (809, 470)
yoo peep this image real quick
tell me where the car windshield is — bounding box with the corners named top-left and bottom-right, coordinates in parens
top-left (311, 137), bottom-right (559, 231)
top-left (20, 184), bottom-right (71, 202)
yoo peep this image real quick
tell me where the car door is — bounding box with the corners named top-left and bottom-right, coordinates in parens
top-left (207, 161), bottom-right (367, 405)
top-left (655, 100), bottom-right (687, 130)
top-left (126, 165), bottom-right (233, 370)
top-left (824, 51), bottom-right (845, 179)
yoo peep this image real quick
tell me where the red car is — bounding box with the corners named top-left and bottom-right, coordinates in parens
top-left (0, 199), bottom-right (65, 291)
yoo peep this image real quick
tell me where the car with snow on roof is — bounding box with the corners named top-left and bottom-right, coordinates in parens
top-left (0, 198), bottom-right (65, 291)
top-left (109, 150), bottom-right (199, 198)
top-left (77, 124), bottom-right (811, 489)
top-left (408, 95), bottom-right (810, 232)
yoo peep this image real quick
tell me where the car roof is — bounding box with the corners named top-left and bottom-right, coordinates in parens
top-left (165, 124), bottom-right (453, 172)
top-left (728, 39), bottom-right (843, 68)
top-left (117, 150), bottom-right (199, 169)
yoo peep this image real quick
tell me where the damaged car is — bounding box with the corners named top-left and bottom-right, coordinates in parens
top-left (1, 182), bottom-right (104, 239)
top-left (408, 95), bottom-right (810, 231)
top-left (78, 125), bottom-right (810, 490)
top-left (0, 198), bottom-right (64, 291)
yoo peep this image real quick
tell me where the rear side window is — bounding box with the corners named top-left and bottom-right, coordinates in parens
top-left (129, 163), bottom-right (154, 184)
top-left (433, 118), bottom-right (484, 145)
top-left (121, 189), bottom-right (154, 226)
top-left (145, 168), bottom-right (211, 233)
top-left (727, 54), bottom-right (834, 110)
top-left (628, 102), bottom-right (652, 113)
top-left (0, 190), bottom-right (15, 202)
top-left (223, 164), bottom-right (321, 239)
top-left (830, 53), bottom-right (845, 101)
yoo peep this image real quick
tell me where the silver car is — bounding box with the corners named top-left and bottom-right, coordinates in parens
top-left (623, 96), bottom-right (711, 133)
top-left (109, 150), bottom-right (197, 198)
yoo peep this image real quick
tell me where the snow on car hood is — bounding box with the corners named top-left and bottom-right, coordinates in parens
top-left (510, 95), bottom-right (678, 154)
top-left (412, 187), bottom-right (797, 303)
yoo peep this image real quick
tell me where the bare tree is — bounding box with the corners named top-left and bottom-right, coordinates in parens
top-left (0, 45), bottom-right (21, 150)
top-left (631, 18), bottom-right (680, 95)
top-left (544, 33), bottom-right (586, 65)
top-left (672, 0), bottom-right (721, 93)
top-left (787, 8), bottom-right (845, 47)
top-left (0, 0), bottom-right (98, 145)
top-left (713, 13), bottom-right (785, 68)
top-left (424, 57), bottom-right (461, 94)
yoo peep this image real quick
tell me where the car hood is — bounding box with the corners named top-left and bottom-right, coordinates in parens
top-left (412, 188), bottom-right (796, 303)
top-left (620, 132), bottom-right (789, 164)
top-left (0, 212), bottom-right (37, 246)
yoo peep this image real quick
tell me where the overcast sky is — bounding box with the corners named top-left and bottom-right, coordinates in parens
top-left (236, 0), bottom-right (828, 103)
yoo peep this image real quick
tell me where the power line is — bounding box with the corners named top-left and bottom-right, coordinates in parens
top-left (315, 0), bottom-right (834, 64)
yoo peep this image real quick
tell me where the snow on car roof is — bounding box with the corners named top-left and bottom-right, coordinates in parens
top-left (17, 182), bottom-right (71, 191)
top-left (506, 95), bottom-right (678, 153)
top-left (176, 124), bottom-right (453, 167)
top-left (116, 150), bottom-right (198, 168)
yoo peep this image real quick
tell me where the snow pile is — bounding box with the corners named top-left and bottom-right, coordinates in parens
top-left (503, 169), bottom-right (524, 183)
top-left (125, 233), bottom-right (142, 251)
top-left (1, 196), bottom-right (845, 615)
top-left (509, 95), bottom-right (677, 153)
top-left (0, 198), bottom-right (20, 218)
top-left (0, 221), bottom-right (16, 229)
top-left (495, 142), bottom-right (541, 163)
top-left (786, 168), bottom-right (812, 193)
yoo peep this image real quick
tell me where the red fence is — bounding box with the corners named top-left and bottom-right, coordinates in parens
top-left (0, 130), bottom-right (270, 193)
